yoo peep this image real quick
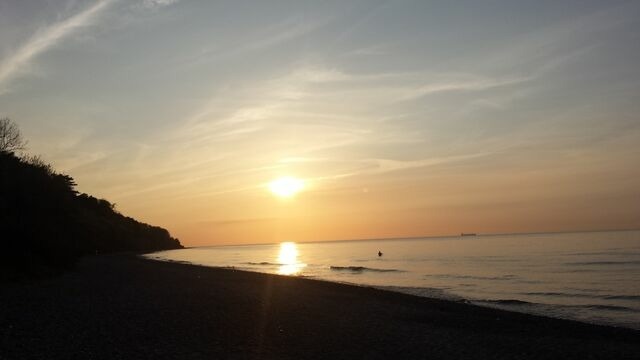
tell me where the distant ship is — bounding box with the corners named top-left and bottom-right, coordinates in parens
top-left (460, 233), bottom-right (477, 236)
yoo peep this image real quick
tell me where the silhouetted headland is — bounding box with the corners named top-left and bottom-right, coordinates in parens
top-left (0, 121), bottom-right (182, 280)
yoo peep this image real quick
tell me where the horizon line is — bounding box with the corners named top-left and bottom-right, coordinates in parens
top-left (183, 227), bottom-right (640, 249)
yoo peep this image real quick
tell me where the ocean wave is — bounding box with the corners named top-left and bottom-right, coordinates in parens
top-left (245, 262), bottom-right (282, 266)
top-left (424, 274), bottom-right (518, 281)
top-left (603, 295), bottom-right (640, 301)
top-left (158, 259), bottom-right (191, 264)
top-left (523, 291), bottom-right (599, 299)
top-left (576, 304), bottom-right (636, 312)
top-left (481, 299), bottom-right (532, 306)
top-left (565, 261), bottom-right (640, 266)
top-left (556, 269), bottom-right (597, 273)
top-left (523, 292), bottom-right (640, 301)
top-left (563, 251), bottom-right (640, 256)
top-left (478, 299), bottom-right (636, 312)
top-left (330, 266), bottom-right (404, 273)
top-left (375, 285), bottom-right (463, 301)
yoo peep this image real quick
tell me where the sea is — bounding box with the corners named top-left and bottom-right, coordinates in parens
top-left (146, 230), bottom-right (640, 330)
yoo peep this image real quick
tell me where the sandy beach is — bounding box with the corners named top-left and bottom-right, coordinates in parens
top-left (1, 254), bottom-right (638, 360)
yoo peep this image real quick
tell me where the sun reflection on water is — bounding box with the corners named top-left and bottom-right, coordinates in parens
top-left (277, 242), bottom-right (306, 275)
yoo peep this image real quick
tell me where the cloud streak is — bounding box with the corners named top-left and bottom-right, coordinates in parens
top-left (400, 75), bottom-right (531, 101)
top-left (141, 0), bottom-right (180, 9)
top-left (310, 152), bottom-right (492, 183)
top-left (0, 0), bottom-right (113, 94)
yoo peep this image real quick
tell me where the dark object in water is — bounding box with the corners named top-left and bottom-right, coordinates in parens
top-left (378, 251), bottom-right (383, 257)
top-left (330, 266), bottom-right (402, 273)
top-left (461, 233), bottom-right (477, 236)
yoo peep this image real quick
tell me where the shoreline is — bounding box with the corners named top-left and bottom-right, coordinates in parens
top-left (152, 257), bottom-right (639, 331)
top-left (1, 254), bottom-right (639, 359)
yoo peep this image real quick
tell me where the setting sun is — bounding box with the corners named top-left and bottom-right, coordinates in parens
top-left (268, 177), bottom-right (304, 198)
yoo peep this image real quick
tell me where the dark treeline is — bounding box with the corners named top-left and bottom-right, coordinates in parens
top-left (0, 121), bottom-right (182, 279)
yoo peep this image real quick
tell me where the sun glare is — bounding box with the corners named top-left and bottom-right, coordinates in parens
top-left (277, 242), bottom-right (306, 275)
top-left (268, 176), bottom-right (304, 198)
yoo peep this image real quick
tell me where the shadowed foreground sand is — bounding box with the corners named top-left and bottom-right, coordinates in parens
top-left (1, 255), bottom-right (638, 360)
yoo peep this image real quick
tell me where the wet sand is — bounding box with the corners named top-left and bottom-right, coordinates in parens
top-left (1, 254), bottom-right (638, 359)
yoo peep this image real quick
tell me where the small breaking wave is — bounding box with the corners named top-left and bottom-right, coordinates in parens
top-left (577, 304), bottom-right (635, 312)
top-left (476, 299), bottom-right (637, 312)
top-left (375, 285), bottom-right (463, 301)
top-left (245, 262), bottom-right (282, 266)
top-left (470, 298), bottom-right (640, 329)
top-left (330, 266), bottom-right (404, 273)
top-left (603, 295), bottom-right (640, 301)
top-left (522, 291), bottom-right (600, 299)
top-left (424, 274), bottom-right (518, 281)
top-left (557, 269), bottom-right (597, 273)
top-left (565, 260), bottom-right (640, 266)
top-left (564, 251), bottom-right (640, 256)
top-left (480, 299), bottom-right (533, 306)
top-left (522, 292), bottom-right (640, 301)
top-left (524, 291), bottom-right (573, 297)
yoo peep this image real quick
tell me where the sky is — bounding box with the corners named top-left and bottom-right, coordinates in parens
top-left (1, 0), bottom-right (639, 246)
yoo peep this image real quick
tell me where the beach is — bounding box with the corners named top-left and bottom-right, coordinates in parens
top-left (1, 255), bottom-right (638, 360)
top-left (147, 232), bottom-right (640, 329)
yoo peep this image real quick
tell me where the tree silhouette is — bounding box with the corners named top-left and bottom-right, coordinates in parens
top-left (0, 117), bottom-right (27, 153)
top-left (1, 119), bottom-right (182, 280)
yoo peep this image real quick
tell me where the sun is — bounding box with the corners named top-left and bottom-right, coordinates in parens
top-left (268, 176), bottom-right (304, 198)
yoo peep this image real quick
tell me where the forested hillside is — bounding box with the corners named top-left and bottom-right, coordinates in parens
top-left (0, 119), bottom-right (182, 279)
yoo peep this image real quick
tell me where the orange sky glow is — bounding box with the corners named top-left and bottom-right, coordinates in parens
top-left (1, 1), bottom-right (639, 245)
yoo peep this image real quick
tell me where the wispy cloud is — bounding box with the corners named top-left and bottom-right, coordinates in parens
top-left (342, 44), bottom-right (388, 57)
top-left (160, 64), bottom-right (509, 180)
top-left (177, 16), bottom-right (330, 69)
top-left (400, 75), bottom-right (531, 101)
top-left (243, 17), bottom-right (322, 51)
top-left (477, 3), bottom-right (632, 75)
top-left (141, 0), bottom-right (180, 9)
top-left (367, 153), bottom-right (491, 174)
top-left (196, 217), bottom-right (277, 227)
top-left (0, 0), bottom-right (113, 94)
top-left (302, 152), bottom-right (494, 191)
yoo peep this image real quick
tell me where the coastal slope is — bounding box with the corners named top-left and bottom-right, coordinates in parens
top-left (1, 255), bottom-right (638, 360)
top-left (0, 150), bottom-right (182, 279)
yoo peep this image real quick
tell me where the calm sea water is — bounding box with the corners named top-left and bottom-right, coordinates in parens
top-left (147, 230), bottom-right (640, 329)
